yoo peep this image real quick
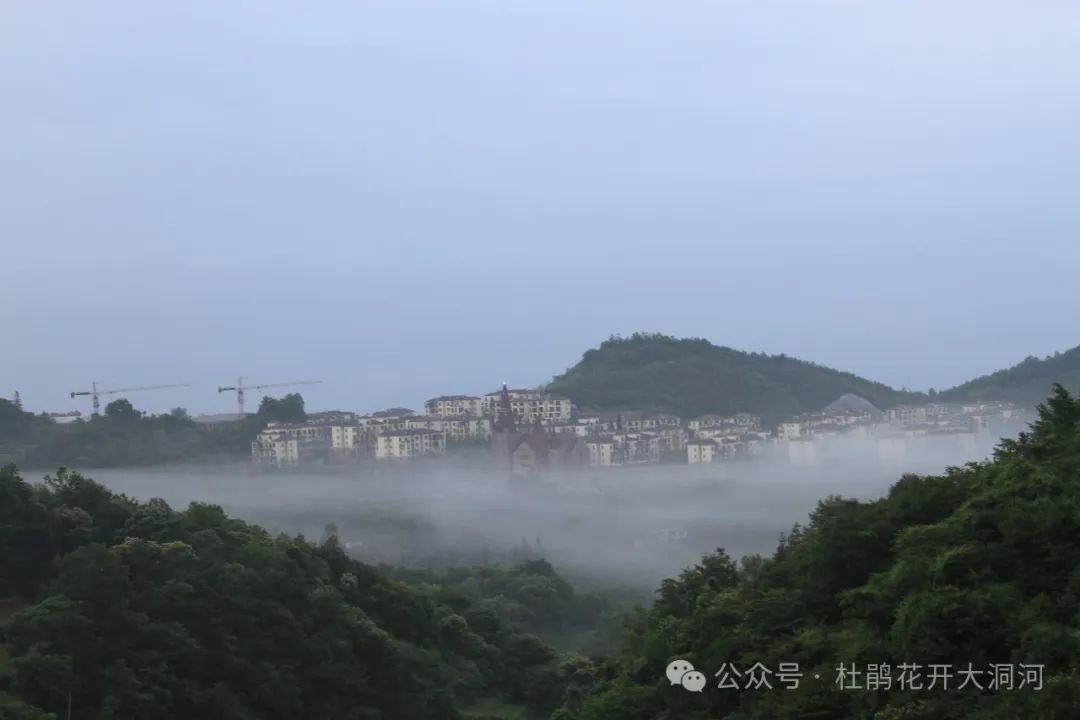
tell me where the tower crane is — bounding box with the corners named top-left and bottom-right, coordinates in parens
top-left (216, 377), bottom-right (322, 416)
top-left (70, 382), bottom-right (190, 416)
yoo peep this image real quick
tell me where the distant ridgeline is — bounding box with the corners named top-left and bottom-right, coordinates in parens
top-left (938, 344), bottom-right (1080, 406)
top-left (546, 333), bottom-right (926, 426)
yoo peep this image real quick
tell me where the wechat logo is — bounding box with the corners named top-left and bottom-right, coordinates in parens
top-left (666, 659), bottom-right (707, 692)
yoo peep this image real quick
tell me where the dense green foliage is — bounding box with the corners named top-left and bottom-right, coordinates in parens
top-left (547, 333), bottom-right (925, 424)
top-left (256, 393), bottom-right (307, 424)
top-left (0, 467), bottom-right (596, 719)
top-left (555, 385), bottom-right (1080, 719)
top-left (940, 345), bottom-right (1080, 408)
top-left (388, 557), bottom-right (636, 658)
top-left (6, 387), bottom-right (1080, 718)
top-left (0, 394), bottom-right (305, 469)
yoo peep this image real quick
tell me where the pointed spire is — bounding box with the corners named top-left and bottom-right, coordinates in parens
top-left (495, 382), bottom-right (517, 433)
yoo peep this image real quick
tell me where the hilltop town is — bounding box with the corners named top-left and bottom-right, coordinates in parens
top-left (240, 385), bottom-right (1029, 473)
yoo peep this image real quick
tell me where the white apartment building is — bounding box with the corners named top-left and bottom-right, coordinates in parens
top-left (688, 414), bottom-right (761, 432)
top-left (330, 423), bottom-right (381, 457)
top-left (583, 432), bottom-right (661, 466)
top-left (687, 439), bottom-right (717, 464)
top-left (405, 415), bottom-right (492, 441)
top-left (483, 389), bottom-right (573, 426)
top-left (687, 438), bottom-right (740, 464)
top-left (585, 436), bottom-right (617, 466)
top-left (252, 422), bottom-right (332, 466)
top-left (252, 436), bottom-right (301, 467)
top-left (652, 426), bottom-right (689, 452)
top-left (424, 395), bottom-right (484, 418)
top-left (375, 429), bottom-right (447, 459)
top-left (624, 432), bottom-right (661, 463)
top-left (885, 404), bottom-right (958, 426)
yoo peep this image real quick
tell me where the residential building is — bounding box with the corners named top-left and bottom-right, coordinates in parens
top-left (651, 425), bottom-right (688, 452)
top-left (778, 421), bottom-right (804, 440)
top-left (375, 429), bottom-right (447, 459)
top-left (252, 421), bottom-right (331, 466)
top-left (330, 423), bottom-right (378, 458)
top-left (483, 389), bottom-right (572, 426)
top-left (252, 436), bottom-right (301, 467)
top-left (582, 410), bottom-right (681, 433)
top-left (308, 410), bottom-right (360, 424)
top-left (582, 432), bottom-right (661, 466)
top-left (46, 411), bottom-right (85, 425)
top-left (687, 439), bottom-right (717, 464)
top-left (545, 418), bottom-right (600, 437)
top-left (891, 405), bottom-right (927, 425)
top-left (405, 415), bottom-right (492, 441)
top-left (687, 413), bottom-right (760, 432)
top-left (424, 395), bottom-right (484, 418)
top-left (585, 436), bottom-right (618, 466)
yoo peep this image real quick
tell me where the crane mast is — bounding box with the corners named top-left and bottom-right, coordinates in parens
top-left (216, 377), bottom-right (321, 416)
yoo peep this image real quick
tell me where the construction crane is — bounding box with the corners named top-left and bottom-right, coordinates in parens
top-left (216, 377), bottom-right (322, 416)
top-left (70, 381), bottom-right (190, 416)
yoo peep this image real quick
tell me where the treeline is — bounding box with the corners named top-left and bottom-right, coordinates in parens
top-left (0, 393), bottom-right (306, 469)
top-left (0, 466), bottom-right (603, 720)
top-left (553, 385), bottom-right (1080, 719)
top-left (939, 344), bottom-right (1080, 407)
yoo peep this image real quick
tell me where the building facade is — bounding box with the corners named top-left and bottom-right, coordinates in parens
top-left (424, 395), bottom-right (484, 418)
top-left (375, 429), bottom-right (447, 459)
top-left (483, 389), bottom-right (572, 426)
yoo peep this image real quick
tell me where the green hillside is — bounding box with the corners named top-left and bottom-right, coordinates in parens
top-left (0, 467), bottom-right (601, 720)
top-left (940, 344), bottom-right (1080, 407)
top-left (553, 385), bottom-right (1080, 719)
top-left (546, 333), bottom-right (925, 424)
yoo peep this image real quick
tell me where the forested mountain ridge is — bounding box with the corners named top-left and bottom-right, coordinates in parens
top-left (0, 467), bottom-right (600, 720)
top-left (939, 344), bottom-right (1080, 407)
top-left (552, 385), bottom-right (1080, 719)
top-left (546, 333), bottom-right (926, 423)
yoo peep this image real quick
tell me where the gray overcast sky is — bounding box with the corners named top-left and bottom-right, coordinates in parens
top-left (2, 1), bottom-right (1079, 415)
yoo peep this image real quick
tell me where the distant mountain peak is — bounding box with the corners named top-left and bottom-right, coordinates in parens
top-left (548, 333), bottom-right (923, 425)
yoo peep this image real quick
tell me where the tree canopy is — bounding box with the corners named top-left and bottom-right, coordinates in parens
top-left (257, 393), bottom-right (306, 424)
top-left (0, 467), bottom-right (596, 720)
top-left (553, 384), bottom-right (1080, 719)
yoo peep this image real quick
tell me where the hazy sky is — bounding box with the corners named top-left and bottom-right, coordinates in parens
top-left (3, 1), bottom-right (1079, 416)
